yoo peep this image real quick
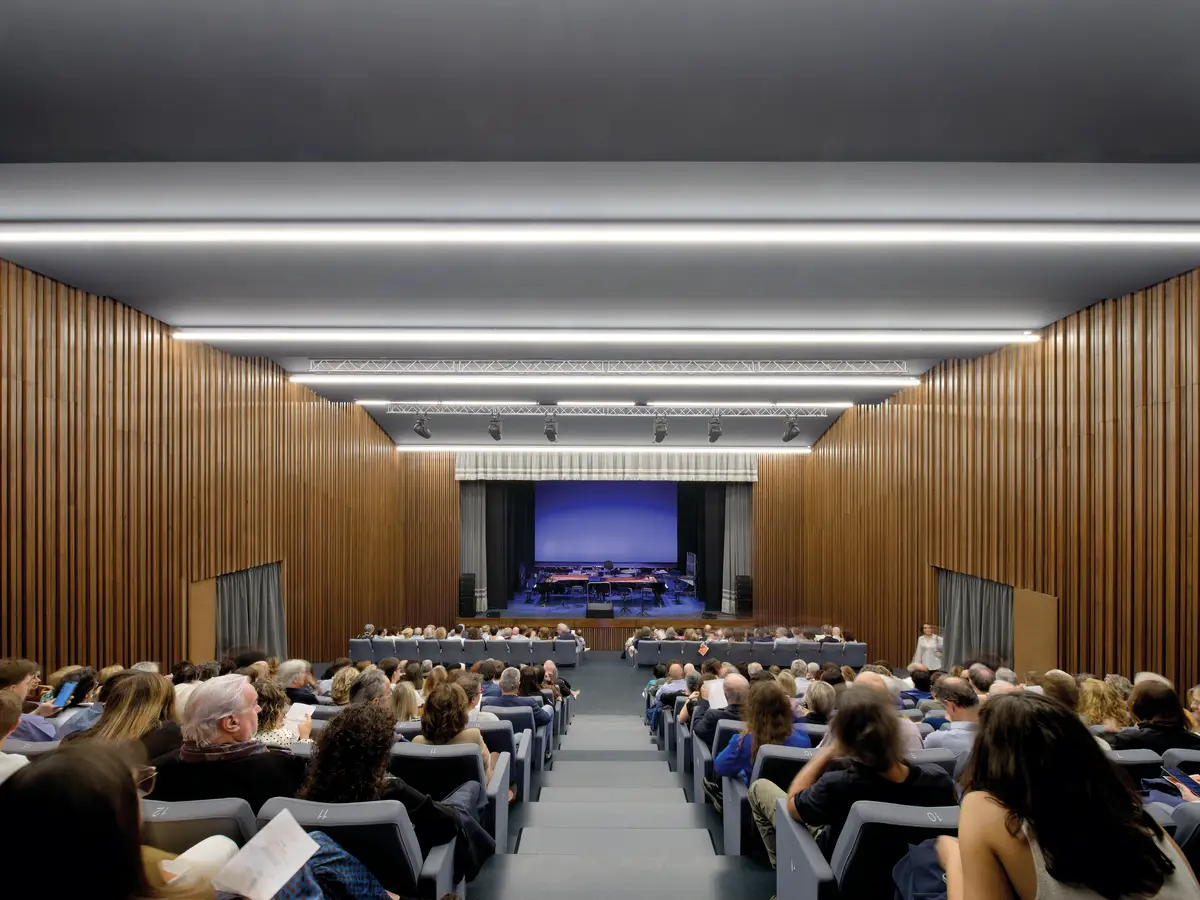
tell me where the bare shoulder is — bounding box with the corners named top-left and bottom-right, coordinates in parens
top-left (962, 791), bottom-right (1030, 850)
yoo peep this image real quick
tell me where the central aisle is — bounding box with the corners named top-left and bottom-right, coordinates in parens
top-left (472, 652), bottom-right (775, 899)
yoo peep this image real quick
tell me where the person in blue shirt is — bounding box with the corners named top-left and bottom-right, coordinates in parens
top-left (715, 679), bottom-right (811, 784)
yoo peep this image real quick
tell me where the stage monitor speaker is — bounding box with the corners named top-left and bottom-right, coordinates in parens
top-left (459, 573), bottom-right (476, 617)
top-left (735, 575), bottom-right (753, 616)
top-left (586, 600), bottom-right (614, 619)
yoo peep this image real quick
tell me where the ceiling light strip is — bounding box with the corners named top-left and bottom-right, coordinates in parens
top-left (394, 444), bottom-right (812, 454)
top-left (310, 359), bottom-right (910, 374)
top-left (5, 222), bottom-right (1200, 245)
top-left (295, 374), bottom-right (917, 387)
top-left (378, 403), bottom-right (838, 417)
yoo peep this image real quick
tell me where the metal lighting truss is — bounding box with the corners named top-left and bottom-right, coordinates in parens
top-left (309, 358), bottom-right (908, 375)
top-left (384, 403), bottom-right (833, 417)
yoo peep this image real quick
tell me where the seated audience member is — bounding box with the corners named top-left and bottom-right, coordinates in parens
top-left (544, 660), bottom-right (571, 695)
top-left (518, 666), bottom-right (552, 703)
top-left (170, 662), bottom-right (200, 720)
top-left (453, 671), bottom-right (498, 725)
top-left (901, 662), bottom-right (927, 690)
top-left (839, 665), bottom-right (856, 683)
top-left (330, 665), bottom-right (359, 706)
top-left (149, 673), bottom-right (307, 813)
top-left (798, 680), bottom-right (836, 725)
top-left (488, 667), bottom-right (554, 727)
top-left (994, 666), bottom-right (1018, 685)
top-left (276, 658), bottom-right (319, 705)
top-left (389, 680), bottom-right (422, 722)
top-left (819, 664), bottom-right (847, 698)
top-left (654, 663), bottom-right (688, 708)
top-left (0, 692), bottom-right (29, 785)
top-left (1109, 681), bottom-right (1200, 754)
top-left (646, 662), bottom-right (669, 696)
top-left (349, 669), bottom-right (392, 707)
top-left (715, 681), bottom-right (811, 784)
top-left (966, 663), bottom-right (995, 702)
top-left (434, 627), bottom-right (448, 640)
top-left (401, 660), bottom-right (426, 693)
top-left (0, 658), bottom-right (61, 742)
top-left (1189, 685), bottom-right (1200, 724)
top-left (252, 679), bottom-right (312, 747)
top-left (923, 676), bottom-right (979, 753)
top-left (356, 622), bottom-right (376, 639)
top-left (989, 680), bottom-right (1021, 699)
top-left (937, 691), bottom-right (1200, 900)
top-left (901, 666), bottom-right (934, 703)
top-left (376, 657), bottom-right (401, 684)
top-left (851, 671), bottom-right (924, 752)
top-left (478, 660), bottom-right (500, 698)
top-left (1106, 673), bottom-right (1134, 701)
top-left (1039, 669), bottom-right (1080, 710)
top-left (423, 664), bottom-right (447, 699)
top-left (354, 660), bottom-right (373, 673)
top-left (57, 669), bottom-right (135, 739)
top-left (414, 683), bottom-right (496, 783)
top-left (748, 686), bottom-right (957, 866)
top-left (1078, 677), bottom-right (1131, 733)
top-left (694, 673), bottom-right (750, 749)
top-left (317, 657), bottom-right (351, 696)
top-left (62, 670), bottom-right (183, 760)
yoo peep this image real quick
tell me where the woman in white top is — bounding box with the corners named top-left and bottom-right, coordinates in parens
top-left (938, 691), bottom-right (1200, 900)
top-left (911, 622), bottom-right (943, 669)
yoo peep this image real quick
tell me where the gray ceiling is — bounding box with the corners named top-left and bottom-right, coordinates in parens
top-left (3, 1), bottom-right (1200, 162)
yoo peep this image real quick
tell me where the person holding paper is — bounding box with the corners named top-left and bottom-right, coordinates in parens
top-left (251, 679), bottom-right (312, 748)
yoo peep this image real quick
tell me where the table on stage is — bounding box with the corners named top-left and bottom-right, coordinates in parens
top-left (538, 574), bottom-right (663, 609)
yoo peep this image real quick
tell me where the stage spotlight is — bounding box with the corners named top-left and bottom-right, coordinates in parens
top-left (653, 414), bottom-right (668, 444)
top-left (708, 417), bottom-right (723, 443)
top-left (782, 418), bottom-right (801, 443)
top-left (487, 414), bottom-right (503, 441)
top-left (544, 415), bottom-right (558, 443)
top-left (413, 415), bottom-right (431, 440)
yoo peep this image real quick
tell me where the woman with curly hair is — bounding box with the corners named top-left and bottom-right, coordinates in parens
top-left (714, 680), bottom-right (810, 784)
top-left (252, 679), bottom-right (312, 747)
top-left (1078, 677), bottom-right (1131, 733)
top-left (413, 683), bottom-right (495, 783)
top-left (298, 703), bottom-right (495, 879)
top-left (329, 666), bottom-right (359, 706)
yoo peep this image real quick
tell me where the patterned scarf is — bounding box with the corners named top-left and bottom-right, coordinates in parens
top-left (178, 739), bottom-right (270, 763)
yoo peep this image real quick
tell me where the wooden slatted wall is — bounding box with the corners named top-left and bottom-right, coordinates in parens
top-left (0, 259), bottom-right (406, 670)
top-left (775, 269), bottom-right (1200, 686)
top-left (396, 451), bottom-right (460, 629)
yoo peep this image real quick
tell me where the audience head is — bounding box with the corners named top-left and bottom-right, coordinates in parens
top-left (789, 659), bottom-right (806, 679)
top-left (820, 666), bottom-right (845, 687)
top-left (421, 659), bottom-right (433, 677)
top-left (377, 657), bottom-right (401, 682)
top-left (989, 680), bottom-right (1021, 698)
top-left (362, 623), bottom-right (375, 636)
top-left (910, 667), bottom-right (933, 693)
top-left (831, 687), bottom-right (904, 772)
top-left (746, 662), bottom-right (763, 677)
top-left (330, 665), bottom-right (359, 705)
top-left (218, 658), bottom-right (236, 676)
top-left (1105, 673), bottom-right (1134, 700)
top-left (804, 680), bottom-right (836, 719)
top-left (1039, 670), bottom-right (1080, 710)
top-left (0, 690), bottom-right (23, 742)
top-left (86, 671), bottom-right (176, 744)
top-left (666, 662), bottom-right (683, 680)
top-left (435, 627), bottom-right (447, 640)
top-left (500, 666), bottom-right (521, 695)
top-left (1188, 686), bottom-right (1200, 719)
top-left (180, 673), bottom-right (259, 747)
top-left (718, 663), bottom-right (737, 678)
top-left (702, 659), bottom-right (723, 678)
top-left (478, 660), bottom-right (497, 683)
top-left (389, 680), bottom-right (421, 721)
top-left (421, 683), bottom-right (469, 743)
top-left (722, 673), bottom-right (750, 707)
top-left (777, 671), bottom-right (797, 698)
top-left (402, 661), bottom-right (424, 690)
top-left (169, 661), bottom-right (199, 686)
top-left (232, 650), bottom-right (266, 669)
top-left (684, 671), bottom-right (702, 694)
top-left (299, 702), bottom-right (396, 804)
top-left (349, 669), bottom-right (391, 706)
top-left (967, 663), bottom-right (995, 695)
top-left (1078, 678), bottom-right (1130, 728)
top-left (994, 667), bottom-right (1017, 685)
top-left (0, 658), bottom-right (41, 699)
top-left (933, 676), bottom-right (980, 720)
top-left (964, 691), bottom-right (1174, 898)
top-left (743, 680), bottom-right (795, 761)
top-left (840, 665), bottom-right (856, 683)
top-left (275, 658), bottom-right (310, 688)
top-left (652, 663), bottom-right (668, 680)
top-left (1130, 680), bottom-right (1187, 728)
top-left (453, 671), bottom-right (484, 709)
top-left (423, 665), bottom-right (448, 697)
top-left (518, 666), bottom-right (543, 696)
top-left (544, 661), bottom-right (559, 681)
top-left (806, 661), bottom-right (820, 678)
top-left (854, 670), bottom-right (895, 701)
top-left (253, 678), bottom-right (290, 732)
top-left (130, 661), bottom-right (160, 674)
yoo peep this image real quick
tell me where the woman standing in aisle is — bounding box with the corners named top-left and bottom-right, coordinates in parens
top-left (912, 623), bottom-right (943, 670)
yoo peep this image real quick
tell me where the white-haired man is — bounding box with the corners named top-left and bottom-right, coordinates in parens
top-left (150, 674), bottom-right (306, 813)
top-left (276, 658), bottom-right (318, 705)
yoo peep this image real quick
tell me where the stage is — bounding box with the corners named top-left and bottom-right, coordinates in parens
top-left (500, 588), bottom-right (707, 618)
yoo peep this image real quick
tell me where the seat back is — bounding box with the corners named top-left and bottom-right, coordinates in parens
top-left (462, 640), bottom-right (487, 664)
top-left (477, 719), bottom-right (517, 757)
top-left (483, 705), bottom-right (536, 735)
top-left (0, 739), bottom-right (59, 758)
top-left (680, 641), bottom-right (704, 668)
top-left (508, 641), bottom-right (534, 665)
top-left (372, 638), bottom-right (396, 662)
top-left (531, 640), bottom-right (555, 663)
top-left (917, 699), bottom-right (943, 713)
top-left (311, 704), bottom-right (343, 721)
top-left (831, 801), bottom-right (960, 897)
top-left (899, 709), bottom-right (925, 721)
top-left (751, 745), bottom-right (817, 787)
top-left (795, 723), bottom-right (829, 741)
top-left (633, 639), bottom-right (660, 667)
top-left (797, 641), bottom-right (822, 662)
top-left (713, 719), bottom-right (743, 760)
top-left (842, 642), bottom-right (867, 668)
top-left (900, 698), bottom-right (915, 709)
top-left (395, 721), bottom-right (422, 741)
top-left (1172, 802), bottom-right (1200, 874)
top-left (552, 639), bottom-right (578, 667)
top-left (726, 642), bottom-right (752, 664)
top-left (705, 640), bottom-right (729, 661)
top-left (1107, 748), bottom-right (1164, 788)
top-left (415, 638), bottom-right (441, 662)
top-left (751, 642), bottom-right (776, 666)
top-left (257, 798), bottom-right (424, 896)
top-left (389, 742), bottom-right (486, 802)
top-left (916, 722), bottom-right (934, 739)
top-left (906, 748), bottom-right (957, 778)
top-left (1164, 749), bottom-right (1200, 775)
top-left (439, 640), bottom-right (465, 666)
top-left (773, 641), bottom-right (800, 668)
top-left (141, 798), bottom-right (257, 853)
top-left (394, 638), bottom-right (420, 660)
top-left (349, 639), bottom-right (374, 663)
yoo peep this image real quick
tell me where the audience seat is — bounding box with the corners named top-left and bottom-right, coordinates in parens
top-left (917, 700), bottom-right (943, 713)
top-left (0, 739), bottom-right (59, 758)
top-left (776, 799), bottom-right (959, 900)
top-left (510, 641), bottom-right (537, 666)
top-left (415, 638), bottom-right (441, 661)
top-left (389, 742), bottom-right (510, 851)
top-left (906, 748), bottom-right (957, 778)
top-left (1106, 748), bottom-right (1164, 788)
top-left (290, 741), bottom-right (313, 759)
top-left (257, 797), bottom-right (459, 900)
top-left (916, 722), bottom-right (934, 740)
top-left (484, 705), bottom-right (549, 772)
top-left (478, 720), bottom-right (531, 803)
top-left (900, 698), bottom-right (915, 709)
top-left (1163, 749), bottom-right (1200, 775)
top-left (899, 709), bottom-right (925, 721)
top-left (751, 642), bottom-right (776, 667)
top-left (726, 642), bottom-right (753, 665)
top-left (677, 713), bottom-right (693, 776)
top-left (531, 639), bottom-right (554, 666)
top-left (551, 638), bottom-right (579, 668)
top-left (141, 798), bottom-right (257, 853)
top-left (349, 639), bottom-right (374, 663)
top-left (371, 638), bottom-right (396, 662)
top-left (439, 640), bottom-right (465, 667)
top-left (795, 723), bottom-right (829, 742)
top-left (773, 642), bottom-right (800, 668)
top-left (633, 639), bottom-right (659, 667)
top-left (462, 639), bottom-right (487, 665)
top-left (706, 640), bottom-right (729, 661)
top-left (394, 638), bottom-right (420, 660)
top-left (311, 705), bottom-right (342, 721)
top-left (681, 640), bottom-right (704, 668)
top-left (1172, 803), bottom-right (1200, 875)
top-left (724, 746), bottom-right (818, 857)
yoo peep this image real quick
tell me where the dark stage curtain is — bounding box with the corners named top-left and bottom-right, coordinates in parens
top-left (485, 482), bottom-right (535, 610)
top-left (677, 483), bottom-right (726, 612)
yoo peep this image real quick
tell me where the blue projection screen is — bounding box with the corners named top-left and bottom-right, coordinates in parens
top-left (534, 481), bottom-right (677, 565)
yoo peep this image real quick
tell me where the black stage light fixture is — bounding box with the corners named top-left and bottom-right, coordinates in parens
top-left (488, 414), bottom-right (503, 441)
top-left (708, 416), bottom-right (723, 443)
top-left (413, 415), bottom-right (431, 440)
top-left (544, 415), bottom-right (558, 443)
top-left (653, 414), bottom-right (668, 444)
top-left (782, 418), bottom-right (801, 443)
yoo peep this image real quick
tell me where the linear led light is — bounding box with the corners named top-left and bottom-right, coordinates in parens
top-left (556, 401), bottom-right (637, 406)
top-left (174, 328), bottom-right (1038, 346)
top-left (647, 400), bottom-right (855, 408)
top-left (394, 444), bottom-right (812, 454)
top-left (297, 374), bottom-right (917, 387)
top-left (355, 399), bottom-right (538, 407)
top-left (5, 222), bottom-right (1200, 246)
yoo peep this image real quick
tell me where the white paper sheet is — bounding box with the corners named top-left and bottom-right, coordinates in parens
top-left (210, 808), bottom-right (319, 900)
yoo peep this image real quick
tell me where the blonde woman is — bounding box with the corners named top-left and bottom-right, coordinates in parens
top-left (330, 666), bottom-right (359, 706)
top-left (423, 665), bottom-right (448, 699)
top-left (402, 627), bottom-right (415, 639)
top-left (1079, 678), bottom-right (1131, 733)
top-left (389, 680), bottom-right (422, 722)
top-left (62, 671), bottom-right (181, 759)
top-left (434, 626), bottom-right (448, 640)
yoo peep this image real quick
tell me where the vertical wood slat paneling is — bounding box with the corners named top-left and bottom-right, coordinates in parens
top-left (753, 269), bottom-right (1200, 688)
top-left (0, 259), bottom-right (409, 670)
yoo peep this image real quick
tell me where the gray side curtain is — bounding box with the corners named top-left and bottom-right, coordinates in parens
top-left (937, 568), bottom-right (1014, 669)
top-left (721, 483), bottom-right (753, 615)
top-left (216, 562), bottom-right (286, 659)
top-left (459, 482), bottom-right (489, 612)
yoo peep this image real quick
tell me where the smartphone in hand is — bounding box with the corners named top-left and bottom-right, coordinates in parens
top-left (51, 681), bottom-right (78, 708)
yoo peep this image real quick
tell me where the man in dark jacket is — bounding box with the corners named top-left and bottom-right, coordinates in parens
top-left (277, 659), bottom-right (320, 705)
top-left (692, 673), bottom-right (749, 749)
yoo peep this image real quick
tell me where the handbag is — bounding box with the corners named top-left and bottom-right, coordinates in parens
top-left (892, 837), bottom-right (948, 900)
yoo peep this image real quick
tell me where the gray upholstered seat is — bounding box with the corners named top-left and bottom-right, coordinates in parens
top-left (906, 748), bottom-right (958, 778)
top-left (415, 638), bottom-right (441, 662)
top-left (349, 638), bottom-right (373, 663)
top-left (256, 797), bottom-right (459, 900)
top-left (634, 639), bottom-right (660, 667)
top-left (531, 639), bottom-right (555, 664)
top-left (723, 745), bottom-right (818, 856)
top-left (1163, 748), bottom-right (1200, 774)
top-left (795, 722), bottom-right (829, 741)
top-left (394, 638), bottom-right (420, 660)
top-left (462, 640), bottom-right (487, 665)
top-left (776, 799), bottom-right (960, 900)
top-left (551, 638), bottom-right (579, 667)
top-left (681, 641), bottom-right (704, 667)
top-left (484, 705), bottom-right (549, 772)
top-left (478, 719), bottom-right (532, 802)
top-left (899, 709), bottom-right (925, 721)
top-left (773, 640), bottom-right (800, 668)
top-left (1106, 748), bottom-right (1164, 787)
top-left (439, 640), bottom-right (465, 667)
top-left (140, 798), bottom-right (257, 853)
top-left (726, 642), bottom-right (752, 664)
top-left (1172, 802), bottom-right (1200, 874)
top-left (371, 637), bottom-right (396, 662)
top-left (389, 742), bottom-right (510, 850)
top-left (311, 704), bottom-right (342, 721)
